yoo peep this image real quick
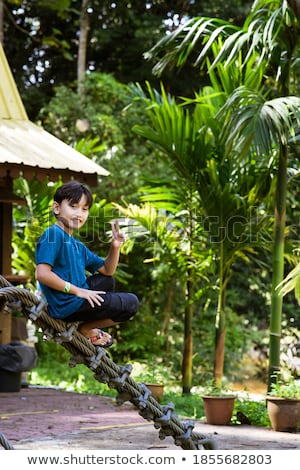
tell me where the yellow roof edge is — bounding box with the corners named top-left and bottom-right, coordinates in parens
top-left (0, 43), bottom-right (28, 120)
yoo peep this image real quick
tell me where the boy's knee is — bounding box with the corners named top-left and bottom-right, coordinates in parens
top-left (128, 293), bottom-right (139, 314)
top-left (113, 293), bottom-right (139, 322)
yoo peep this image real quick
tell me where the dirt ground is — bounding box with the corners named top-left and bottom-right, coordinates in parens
top-left (0, 387), bottom-right (300, 451)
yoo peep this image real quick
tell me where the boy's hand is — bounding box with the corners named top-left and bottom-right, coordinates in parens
top-left (111, 220), bottom-right (125, 247)
top-left (76, 288), bottom-right (105, 308)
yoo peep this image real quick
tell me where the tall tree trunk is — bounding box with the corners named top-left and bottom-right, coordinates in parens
top-left (77, 0), bottom-right (90, 95)
top-left (213, 305), bottom-right (226, 388)
top-left (161, 280), bottom-right (175, 364)
top-left (182, 196), bottom-right (196, 394)
top-left (182, 276), bottom-right (193, 394)
top-left (268, 4), bottom-right (294, 391)
top-left (213, 231), bottom-right (226, 387)
top-left (268, 143), bottom-right (287, 391)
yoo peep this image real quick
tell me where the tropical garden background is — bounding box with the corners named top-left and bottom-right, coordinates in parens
top-left (2, 0), bottom-right (300, 421)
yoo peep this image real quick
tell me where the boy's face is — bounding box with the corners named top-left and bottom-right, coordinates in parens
top-left (52, 194), bottom-right (89, 234)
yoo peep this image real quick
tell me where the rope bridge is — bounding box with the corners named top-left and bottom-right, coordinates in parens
top-left (0, 275), bottom-right (217, 450)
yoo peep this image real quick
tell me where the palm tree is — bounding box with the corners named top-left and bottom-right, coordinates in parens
top-left (129, 80), bottom-right (273, 390)
top-left (144, 0), bottom-right (300, 390)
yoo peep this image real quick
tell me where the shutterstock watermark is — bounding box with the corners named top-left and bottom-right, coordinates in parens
top-left (20, 206), bottom-right (273, 246)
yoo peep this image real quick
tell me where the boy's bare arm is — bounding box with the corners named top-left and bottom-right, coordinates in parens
top-left (36, 263), bottom-right (105, 307)
top-left (36, 263), bottom-right (71, 292)
top-left (98, 220), bottom-right (125, 276)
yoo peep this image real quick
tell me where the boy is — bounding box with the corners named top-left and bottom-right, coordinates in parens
top-left (35, 180), bottom-right (139, 347)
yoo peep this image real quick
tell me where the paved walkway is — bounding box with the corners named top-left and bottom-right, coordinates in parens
top-left (0, 387), bottom-right (300, 450)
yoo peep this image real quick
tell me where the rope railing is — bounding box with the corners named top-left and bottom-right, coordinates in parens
top-left (0, 275), bottom-right (217, 450)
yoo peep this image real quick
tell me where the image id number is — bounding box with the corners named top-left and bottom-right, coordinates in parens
top-left (193, 454), bottom-right (272, 465)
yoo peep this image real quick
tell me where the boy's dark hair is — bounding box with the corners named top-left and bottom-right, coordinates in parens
top-left (54, 181), bottom-right (93, 208)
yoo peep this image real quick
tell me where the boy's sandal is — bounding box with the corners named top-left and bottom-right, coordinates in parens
top-left (89, 329), bottom-right (113, 348)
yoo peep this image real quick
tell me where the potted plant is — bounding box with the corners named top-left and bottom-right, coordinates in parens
top-left (133, 360), bottom-right (165, 402)
top-left (266, 377), bottom-right (300, 432)
top-left (201, 381), bottom-right (236, 425)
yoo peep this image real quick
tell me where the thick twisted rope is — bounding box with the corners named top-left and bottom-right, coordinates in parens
top-left (0, 431), bottom-right (14, 450)
top-left (0, 275), bottom-right (217, 450)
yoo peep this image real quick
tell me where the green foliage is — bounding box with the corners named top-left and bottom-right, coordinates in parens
top-left (31, 337), bottom-right (115, 396)
top-left (131, 360), bottom-right (171, 384)
top-left (163, 391), bottom-right (205, 420)
top-left (233, 398), bottom-right (270, 427)
top-left (278, 261), bottom-right (300, 304)
top-left (38, 0), bottom-right (72, 12)
top-left (39, 74), bottom-right (129, 149)
top-left (197, 378), bottom-right (237, 397)
top-left (269, 375), bottom-right (300, 399)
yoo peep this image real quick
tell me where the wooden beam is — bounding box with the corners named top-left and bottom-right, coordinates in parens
top-left (0, 310), bottom-right (12, 345)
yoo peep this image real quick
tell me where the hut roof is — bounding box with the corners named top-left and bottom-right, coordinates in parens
top-left (0, 42), bottom-right (108, 186)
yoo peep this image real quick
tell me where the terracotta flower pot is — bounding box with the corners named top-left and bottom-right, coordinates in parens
top-left (266, 397), bottom-right (300, 432)
top-left (145, 383), bottom-right (164, 402)
top-left (202, 395), bottom-right (236, 425)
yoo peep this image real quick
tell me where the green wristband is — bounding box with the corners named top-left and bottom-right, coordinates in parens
top-left (63, 281), bottom-right (71, 293)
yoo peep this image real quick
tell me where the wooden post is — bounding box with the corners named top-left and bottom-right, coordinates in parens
top-left (0, 201), bottom-right (13, 275)
top-left (0, 196), bottom-right (13, 345)
top-left (0, 177), bottom-right (27, 345)
top-left (0, 310), bottom-right (12, 344)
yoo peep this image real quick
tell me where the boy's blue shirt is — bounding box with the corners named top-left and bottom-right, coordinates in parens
top-left (35, 224), bottom-right (104, 319)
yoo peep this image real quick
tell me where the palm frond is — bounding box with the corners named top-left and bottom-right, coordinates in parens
top-left (219, 88), bottom-right (300, 158)
top-left (145, 0), bottom-right (300, 91)
top-left (144, 17), bottom-right (238, 76)
top-left (131, 82), bottom-right (219, 183)
top-left (277, 262), bottom-right (300, 303)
